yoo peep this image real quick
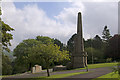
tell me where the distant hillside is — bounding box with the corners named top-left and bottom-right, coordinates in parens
top-left (3, 50), bottom-right (15, 61)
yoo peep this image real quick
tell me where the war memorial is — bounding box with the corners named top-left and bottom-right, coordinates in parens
top-left (71, 12), bottom-right (88, 68)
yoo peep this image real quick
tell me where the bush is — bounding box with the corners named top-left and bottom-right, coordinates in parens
top-left (106, 58), bottom-right (112, 63)
top-left (2, 54), bottom-right (12, 75)
top-left (112, 62), bottom-right (120, 76)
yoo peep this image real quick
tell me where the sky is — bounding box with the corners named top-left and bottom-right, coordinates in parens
top-left (1, 0), bottom-right (118, 51)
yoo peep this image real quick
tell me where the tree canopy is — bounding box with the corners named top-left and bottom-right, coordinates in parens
top-left (105, 34), bottom-right (120, 61)
top-left (67, 33), bottom-right (77, 55)
top-left (102, 25), bottom-right (112, 43)
top-left (0, 7), bottom-right (14, 75)
top-left (13, 36), bottom-right (70, 76)
top-left (0, 7), bottom-right (14, 52)
top-left (29, 43), bottom-right (70, 76)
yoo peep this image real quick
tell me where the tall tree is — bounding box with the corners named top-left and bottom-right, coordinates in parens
top-left (36, 36), bottom-right (54, 44)
top-left (13, 36), bottom-right (69, 74)
top-left (84, 38), bottom-right (93, 48)
top-left (14, 37), bottom-right (70, 76)
top-left (67, 33), bottom-right (77, 55)
top-left (0, 7), bottom-right (14, 52)
top-left (92, 35), bottom-right (103, 50)
top-left (102, 25), bottom-right (112, 43)
top-left (54, 38), bottom-right (63, 50)
top-left (2, 53), bottom-right (12, 75)
top-left (85, 35), bottom-right (105, 63)
top-left (85, 47), bottom-right (104, 64)
top-left (105, 34), bottom-right (120, 61)
top-left (0, 7), bottom-right (14, 75)
top-left (13, 39), bottom-right (42, 73)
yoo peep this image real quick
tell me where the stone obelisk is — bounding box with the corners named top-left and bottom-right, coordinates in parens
top-left (72, 12), bottom-right (86, 68)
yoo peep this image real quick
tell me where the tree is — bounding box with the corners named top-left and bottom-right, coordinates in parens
top-left (2, 53), bottom-right (12, 75)
top-left (67, 33), bottom-right (77, 55)
top-left (112, 62), bottom-right (120, 77)
top-left (85, 35), bottom-right (105, 63)
top-left (54, 38), bottom-right (63, 50)
top-left (92, 35), bottom-right (103, 50)
top-left (102, 25), bottom-right (112, 43)
top-left (13, 39), bottom-right (42, 73)
top-left (85, 47), bottom-right (104, 64)
top-left (85, 35), bottom-right (103, 50)
top-left (13, 36), bottom-right (69, 74)
top-left (105, 34), bottom-right (120, 61)
top-left (0, 7), bottom-right (14, 52)
top-left (0, 7), bottom-right (14, 75)
top-left (36, 36), bottom-right (54, 44)
top-left (29, 43), bottom-right (70, 77)
top-left (84, 38), bottom-right (93, 48)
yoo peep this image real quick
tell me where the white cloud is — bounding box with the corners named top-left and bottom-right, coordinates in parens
top-left (54, 1), bottom-right (92, 39)
top-left (2, 0), bottom-right (119, 2)
top-left (1, 1), bottom-right (118, 50)
top-left (2, 2), bottom-right (84, 50)
top-left (83, 2), bottom-right (118, 38)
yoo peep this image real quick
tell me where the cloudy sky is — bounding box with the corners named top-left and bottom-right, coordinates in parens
top-left (1, 0), bottom-right (118, 50)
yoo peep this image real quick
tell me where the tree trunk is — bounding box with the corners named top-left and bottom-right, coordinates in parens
top-left (86, 66), bottom-right (88, 72)
top-left (29, 63), bottom-right (32, 72)
top-left (47, 68), bottom-right (50, 77)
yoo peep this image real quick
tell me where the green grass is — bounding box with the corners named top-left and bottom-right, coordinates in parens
top-left (1, 62), bottom-right (117, 79)
top-left (35, 71), bottom-right (88, 80)
top-left (13, 72), bottom-right (88, 80)
top-left (0, 73), bottom-right (21, 78)
top-left (39, 71), bottom-right (88, 78)
top-left (93, 72), bottom-right (120, 80)
top-left (74, 62), bottom-right (118, 70)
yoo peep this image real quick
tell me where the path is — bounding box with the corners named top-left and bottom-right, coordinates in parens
top-left (58, 67), bottom-right (112, 80)
top-left (2, 67), bottom-right (112, 80)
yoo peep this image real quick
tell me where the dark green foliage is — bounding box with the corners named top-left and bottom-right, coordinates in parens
top-left (13, 39), bottom-right (42, 73)
top-left (0, 7), bottom-right (14, 75)
top-left (85, 35), bottom-right (103, 50)
top-left (102, 25), bottom-right (112, 43)
top-left (93, 35), bottom-right (103, 50)
top-left (85, 47), bottom-right (104, 64)
top-left (105, 34), bottom-right (120, 61)
top-left (29, 43), bottom-right (69, 76)
top-left (12, 59), bottom-right (28, 74)
top-left (13, 36), bottom-right (70, 75)
top-left (84, 38), bottom-right (92, 48)
top-left (84, 35), bottom-right (105, 64)
top-left (67, 33), bottom-right (105, 64)
top-left (112, 62), bottom-right (120, 76)
top-left (0, 7), bottom-right (1, 15)
top-left (67, 33), bottom-right (77, 55)
top-left (53, 38), bottom-right (68, 65)
top-left (36, 36), bottom-right (54, 44)
top-left (54, 38), bottom-right (63, 50)
top-left (2, 53), bottom-right (12, 75)
top-left (3, 50), bottom-right (14, 60)
top-left (106, 58), bottom-right (112, 63)
top-left (0, 7), bottom-right (14, 52)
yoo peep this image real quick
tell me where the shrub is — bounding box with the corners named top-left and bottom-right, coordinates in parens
top-left (112, 62), bottom-right (120, 77)
top-left (106, 58), bottom-right (112, 63)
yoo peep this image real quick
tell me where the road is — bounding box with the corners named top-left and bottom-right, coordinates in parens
top-left (2, 67), bottom-right (113, 80)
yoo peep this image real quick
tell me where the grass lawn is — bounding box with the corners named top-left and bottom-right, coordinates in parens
top-left (37, 71), bottom-right (88, 78)
top-left (13, 72), bottom-right (88, 80)
top-left (1, 62), bottom-right (118, 79)
top-left (0, 73), bottom-right (21, 78)
top-left (93, 72), bottom-right (120, 80)
top-left (74, 62), bottom-right (118, 70)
